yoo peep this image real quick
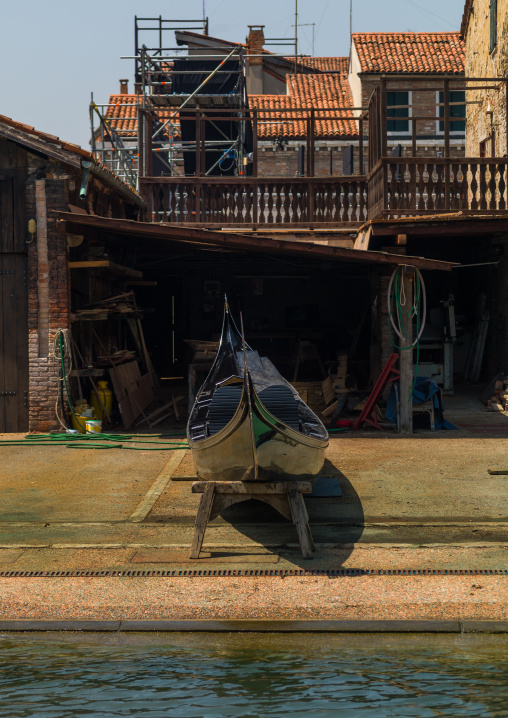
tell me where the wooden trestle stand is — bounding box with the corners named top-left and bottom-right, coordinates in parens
top-left (190, 480), bottom-right (315, 560)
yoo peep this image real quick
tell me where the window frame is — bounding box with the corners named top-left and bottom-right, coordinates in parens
top-left (435, 90), bottom-right (466, 137)
top-left (386, 91), bottom-right (412, 136)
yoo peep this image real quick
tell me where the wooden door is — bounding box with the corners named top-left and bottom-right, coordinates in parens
top-left (0, 254), bottom-right (28, 431)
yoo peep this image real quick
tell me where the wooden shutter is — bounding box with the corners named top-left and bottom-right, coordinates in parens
top-left (491, 0), bottom-right (498, 53)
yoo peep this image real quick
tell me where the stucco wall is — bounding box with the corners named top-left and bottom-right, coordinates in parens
top-left (465, 0), bottom-right (508, 156)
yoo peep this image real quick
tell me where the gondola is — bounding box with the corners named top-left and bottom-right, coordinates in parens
top-left (187, 299), bottom-right (329, 482)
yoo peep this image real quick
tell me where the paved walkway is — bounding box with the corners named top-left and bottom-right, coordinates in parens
top-left (1, 398), bottom-right (508, 623)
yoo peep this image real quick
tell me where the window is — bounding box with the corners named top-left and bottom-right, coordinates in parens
top-left (491, 0), bottom-right (498, 53)
top-left (387, 91), bottom-right (410, 133)
top-left (438, 91), bottom-right (466, 135)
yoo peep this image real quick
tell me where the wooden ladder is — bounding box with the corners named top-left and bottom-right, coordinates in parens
top-left (354, 353), bottom-right (400, 430)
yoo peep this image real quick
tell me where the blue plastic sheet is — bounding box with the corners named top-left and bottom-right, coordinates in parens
top-left (386, 377), bottom-right (458, 430)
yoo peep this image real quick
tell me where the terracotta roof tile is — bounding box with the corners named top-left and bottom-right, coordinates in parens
top-left (104, 96), bottom-right (181, 139)
top-left (250, 74), bottom-right (357, 139)
top-left (293, 57), bottom-right (349, 74)
top-left (0, 113), bottom-right (92, 159)
top-left (352, 32), bottom-right (464, 74)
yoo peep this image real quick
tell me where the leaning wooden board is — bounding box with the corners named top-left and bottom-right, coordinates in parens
top-left (118, 374), bottom-right (154, 428)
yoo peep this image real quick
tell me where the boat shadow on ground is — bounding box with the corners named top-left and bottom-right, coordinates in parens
top-left (217, 459), bottom-right (364, 569)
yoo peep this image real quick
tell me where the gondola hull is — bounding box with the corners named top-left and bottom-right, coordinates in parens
top-left (189, 378), bottom-right (328, 483)
top-left (187, 302), bottom-right (329, 482)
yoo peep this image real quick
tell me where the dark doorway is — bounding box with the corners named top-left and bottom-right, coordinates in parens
top-left (0, 254), bottom-right (28, 431)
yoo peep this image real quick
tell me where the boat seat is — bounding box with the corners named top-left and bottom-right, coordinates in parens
top-left (208, 385), bottom-right (243, 435)
top-left (258, 385), bottom-right (300, 432)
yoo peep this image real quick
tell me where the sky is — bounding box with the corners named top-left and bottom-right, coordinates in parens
top-left (1, 0), bottom-right (466, 148)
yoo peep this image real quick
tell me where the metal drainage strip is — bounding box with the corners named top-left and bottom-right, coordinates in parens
top-left (0, 569), bottom-right (507, 578)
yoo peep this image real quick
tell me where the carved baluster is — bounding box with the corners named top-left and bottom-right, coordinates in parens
top-left (459, 163), bottom-right (468, 210)
top-left (479, 162), bottom-right (488, 210)
top-left (341, 182), bottom-right (350, 222)
top-left (236, 184), bottom-right (243, 222)
top-left (275, 183), bottom-right (282, 223)
top-left (488, 163), bottom-right (497, 210)
top-left (265, 183), bottom-right (272, 223)
top-left (499, 163), bottom-right (507, 211)
top-left (416, 164), bottom-right (425, 211)
top-left (282, 184), bottom-right (291, 224)
top-left (426, 163), bottom-right (436, 212)
top-left (335, 181), bottom-right (343, 222)
top-left (350, 181), bottom-right (358, 222)
top-left (244, 183), bottom-right (252, 223)
top-left (259, 182), bottom-right (266, 224)
top-left (323, 182), bottom-right (332, 222)
top-left (437, 163), bottom-right (446, 210)
top-left (450, 163), bottom-right (459, 210)
top-left (470, 163), bottom-right (478, 210)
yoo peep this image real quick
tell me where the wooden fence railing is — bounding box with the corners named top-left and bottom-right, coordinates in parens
top-left (368, 158), bottom-right (508, 218)
top-left (140, 176), bottom-right (368, 227)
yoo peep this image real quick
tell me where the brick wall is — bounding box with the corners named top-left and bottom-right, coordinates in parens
top-left (26, 156), bottom-right (72, 432)
top-left (464, 0), bottom-right (508, 156)
top-left (257, 142), bottom-right (365, 177)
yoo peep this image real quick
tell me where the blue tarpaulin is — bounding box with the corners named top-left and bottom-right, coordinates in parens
top-left (386, 377), bottom-right (458, 430)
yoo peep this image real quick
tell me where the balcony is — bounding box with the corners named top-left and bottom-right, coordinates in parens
top-left (134, 77), bottom-right (508, 229)
top-left (140, 176), bottom-right (368, 227)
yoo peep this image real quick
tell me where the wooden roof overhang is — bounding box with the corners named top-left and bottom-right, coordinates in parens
top-left (55, 212), bottom-right (456, 271)
top-left (365, 213), bottom-right (508, 238)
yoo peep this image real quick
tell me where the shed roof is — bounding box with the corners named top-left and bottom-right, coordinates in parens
top-left (0, 113), bottom-right (143, 206)
top-left (55, 211), bottom-right (456, 271)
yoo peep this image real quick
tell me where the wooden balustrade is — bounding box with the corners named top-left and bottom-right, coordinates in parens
top-left (368, 158), bottom-right (508, 219)
top-left (140, 157), bottom-right (508, 228)
top-left (140, 176), bottom-right (368, 227)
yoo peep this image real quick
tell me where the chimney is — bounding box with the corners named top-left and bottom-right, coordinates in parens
top-left (247, 25), bottom-right (265, 66)
top-left (119, 79), bottom-right (129, 95)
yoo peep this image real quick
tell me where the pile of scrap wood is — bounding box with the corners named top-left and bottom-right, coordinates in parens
top-left (71, 292), bottom-right (142, 322)
top-left (291, 381), bottom-right (327, 415)
top-left (486, 376), bottom-right (508, 412)
top-left (319, 351), bottom-right (350, 420)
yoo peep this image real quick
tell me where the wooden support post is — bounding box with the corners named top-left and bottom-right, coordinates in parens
top-left (443, 79), bottom-right (450, 158)
top-left (399, 267), bottom-right (414, 434)
top-left (190, 481), bottom-right (315, 559)
top-left (443, 79), bottom-right (451, 210)
top-left (380, 77), bottom-right (388, 157)
top-left (190, 482), bottom-right (215, 559)
top-left (252, 109), bottom-right (258, 177)
top-left (195, 111), bottom-right (202, 223)
top-left (309, 109), bottom-right (315, 177)
top-left (359, 118), bottom-right (364, 174)
top-left (306, 117), bottom-right (312, 176)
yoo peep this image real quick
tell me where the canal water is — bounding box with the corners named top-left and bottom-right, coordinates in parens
top-left (0, 632), bottom-right (507, 717)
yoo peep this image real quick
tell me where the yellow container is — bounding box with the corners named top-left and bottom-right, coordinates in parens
top-left (71, 413), bottom-right (87, 434)
top-left (91, 381), bottom-right (113, 421)
top-left (85, 419), bottom-right (102, 434)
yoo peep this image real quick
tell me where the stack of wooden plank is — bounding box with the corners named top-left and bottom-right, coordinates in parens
top-left (333, 351), bottom-right (348, 391)
top-left (486, 377), bottom-right (508, 412)
top-left (71, 292), bottom-right (142, 322)
top-left (291, 381), bottom-right (327, 414)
